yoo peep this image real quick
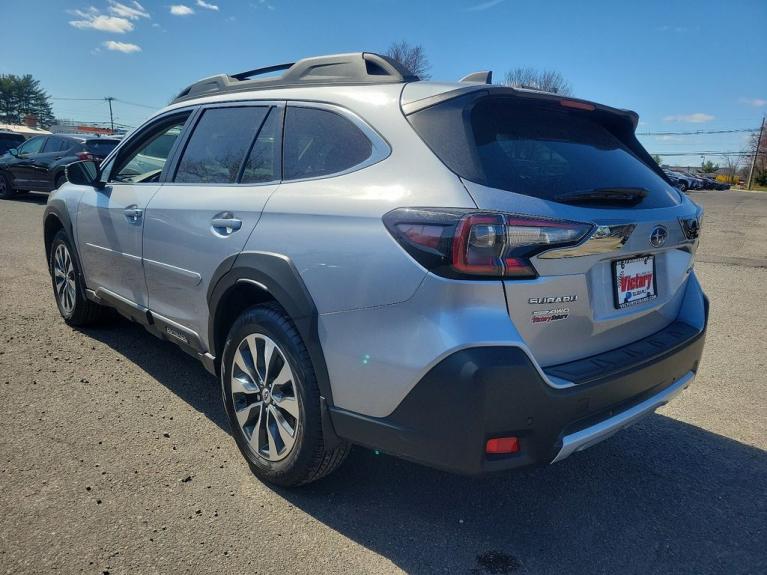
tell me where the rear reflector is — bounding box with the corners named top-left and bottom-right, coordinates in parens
top-left (485, 437), bottom-right (520, 454)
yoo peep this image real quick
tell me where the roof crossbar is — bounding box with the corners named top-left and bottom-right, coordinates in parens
top-left (172, 52), bottom-right (419, 104)
top-left (231, 63), bottom-right (294, 81)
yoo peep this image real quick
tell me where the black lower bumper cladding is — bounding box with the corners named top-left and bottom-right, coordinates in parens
top-left (330, 303), bottom-right (708, 476)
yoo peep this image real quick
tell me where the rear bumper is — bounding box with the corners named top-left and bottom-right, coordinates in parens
top-left (330, 297), bottom-right (708, 475)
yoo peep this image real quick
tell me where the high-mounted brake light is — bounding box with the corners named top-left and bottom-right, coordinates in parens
top-left (560, 99), bottom-right (595, 111)
top-left (77, 152), bottom-right (95, 161)
top-left (384, 208), bottom-right (592, 280)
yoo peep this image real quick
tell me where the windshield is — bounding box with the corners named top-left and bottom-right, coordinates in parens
top-left (408, 94), bottom-right (681, 209)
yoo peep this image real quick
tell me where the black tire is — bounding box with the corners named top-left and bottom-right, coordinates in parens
top-left (0, 172), bottom-right (16, 199)
top-left (678, 182), bottom-right (688, 192)
top-left (49, 230), bottom-right (112, 326)
top-left (221, 304), bottom-right (350, 486)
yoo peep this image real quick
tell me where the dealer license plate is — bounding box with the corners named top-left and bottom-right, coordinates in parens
top-left (614, 256), bottom-right (657, 309)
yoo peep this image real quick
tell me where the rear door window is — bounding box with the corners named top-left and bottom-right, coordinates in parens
top-left (174, 106), bottom-right (269, 184)
top-left (240, 107), bottom-right (281, 184)
top-left (283, 106), bottom-right (372, 180)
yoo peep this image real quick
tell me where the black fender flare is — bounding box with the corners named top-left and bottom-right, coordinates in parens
top-left (207, 251), bottom-right (334, 406)
top-left (43, 202), bottom-right (89, 300)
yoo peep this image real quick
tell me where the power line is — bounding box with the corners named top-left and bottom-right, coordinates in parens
top-left (50, 96), bottom-right (159, 109)
top-left (638, 128), bottom-right (760, 136)
top-left (649, 151), bottom-right (752, 156)
top-left (113, 98), bottom-right (159, 110)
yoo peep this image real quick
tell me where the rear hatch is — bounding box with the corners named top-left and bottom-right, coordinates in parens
top-left (405, 87), bottom-right (702, 367)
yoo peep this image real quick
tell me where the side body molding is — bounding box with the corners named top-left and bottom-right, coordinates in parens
top-left (207, 251), bottom-right (334, 405)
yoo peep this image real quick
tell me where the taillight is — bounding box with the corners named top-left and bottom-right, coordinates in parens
top-left (77, 152), bottom-right (94, 161)
top-left (384, 208), bottom-right (592, 279)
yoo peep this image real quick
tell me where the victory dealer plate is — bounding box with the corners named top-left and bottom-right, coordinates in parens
top-left (613, 256), bottom-right (657, 309)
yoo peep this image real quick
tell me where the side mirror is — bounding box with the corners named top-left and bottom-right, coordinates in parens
top-left (8, 148), bottom-right (18, 157)
top-left (65, 160), bottom-right (105, 189)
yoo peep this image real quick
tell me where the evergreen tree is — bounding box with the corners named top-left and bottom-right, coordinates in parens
top-left (0, 74), bottom-right (55, 128)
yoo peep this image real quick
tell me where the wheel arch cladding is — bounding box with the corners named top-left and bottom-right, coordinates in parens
top-left (207, 251), bottom-right (335, 405)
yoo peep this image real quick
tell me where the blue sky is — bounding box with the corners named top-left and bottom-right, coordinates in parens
top-left (2, 0), bottom-right (765, 167)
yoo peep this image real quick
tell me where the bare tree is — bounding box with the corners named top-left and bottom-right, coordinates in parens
top-left (385, 41), bottom-right (431, 79)
top-left (743, 124), bottom-right (767, 187)
top-left (722, 154), bottom-right (742, 185)
top-left (503, 68), bottom-right (572, 95)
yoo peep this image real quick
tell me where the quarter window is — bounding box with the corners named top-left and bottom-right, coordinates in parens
top-left (175, 106), bottom-right (269, 184)
top-left (283, 107), bottom-right (373, 180)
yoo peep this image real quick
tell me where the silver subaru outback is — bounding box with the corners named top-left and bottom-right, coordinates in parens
top-left (42, 52), bottom-right (708, 486)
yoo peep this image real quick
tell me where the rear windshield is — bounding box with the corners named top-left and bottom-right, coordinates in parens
top-left (86, 139), bottom-right (119, 156)
top-left (408, 94), bottom-right (680, 208)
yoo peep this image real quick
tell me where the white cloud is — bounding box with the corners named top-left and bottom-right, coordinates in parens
top-left (466, 0), bottom-right (505, 11)
top-left (250, 0), bottom-right (275, 10)
top-left (103, 40), bottom-right (142, 53)
top-left (739, 97), bottom-right (767, 107)
top-left (663, 113), bottom-right (715, 123)
top-left (69, 9), bottom-right (134, 33)
top-left (108, 1), bottom-right (150, 20)
top-left (170, 4), bottom-right (195, 15)
top-left (196, 0), bottom-right (219, 10)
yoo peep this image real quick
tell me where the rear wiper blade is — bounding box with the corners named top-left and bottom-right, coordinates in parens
top-left (554, 188), bottom-right (648, 205)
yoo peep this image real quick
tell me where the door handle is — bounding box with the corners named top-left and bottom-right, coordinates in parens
top-left (124, 206), bottom-right (143, 224)
top-left (211, 214), bottom-right (242, 235)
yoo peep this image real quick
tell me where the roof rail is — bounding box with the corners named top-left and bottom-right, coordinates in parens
top-left (172, 52), bottom-right (419, 104)
top-left (460, 71), bottom-right (492, 84)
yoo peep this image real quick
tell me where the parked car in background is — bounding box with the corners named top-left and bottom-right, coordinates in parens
top-left (681, 172), bottom-right (705, 190)
top-left (0, 134), bottom-right (119, 198)
top-left (664, 169), bottom-right (696, 192)
top-left (0, 131), bottom-right (26, 156)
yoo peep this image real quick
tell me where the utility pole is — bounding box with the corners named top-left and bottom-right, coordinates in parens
top-left (105, 97), bottom-right (115, 134)
top-left (747, 116), bottom-right (765, 190)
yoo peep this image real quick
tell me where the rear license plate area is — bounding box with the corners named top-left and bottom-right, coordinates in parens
top-left (613, 256), bottom-right (657, 309)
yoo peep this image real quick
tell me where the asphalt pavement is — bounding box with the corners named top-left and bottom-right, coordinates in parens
top-left (0, 189), bottom-right (765, 574)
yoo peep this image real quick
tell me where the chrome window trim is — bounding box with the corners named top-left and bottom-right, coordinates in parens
top-left (282, 101), bottom-right (391, 183)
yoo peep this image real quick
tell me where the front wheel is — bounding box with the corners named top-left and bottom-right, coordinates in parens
top-left (221, 304), bottom-right (350, 486)
top-left (0, 172), bottom-right (15, 199)
top-left (49, 230), bottom-right (112, 326)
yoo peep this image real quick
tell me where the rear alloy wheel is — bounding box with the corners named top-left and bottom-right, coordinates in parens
top-left (222, 304), bottom-right (350, 486)
top-left (49, 230), bottom-right (112, 326)
top-left (0, 173), bottom-right (15, 199)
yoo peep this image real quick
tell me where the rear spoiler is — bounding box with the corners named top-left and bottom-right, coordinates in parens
top-left (401, 85), bottom-right (639, 130)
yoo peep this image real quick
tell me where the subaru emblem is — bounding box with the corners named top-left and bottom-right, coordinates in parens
top-left (649, 225), bottom-right (668, 248)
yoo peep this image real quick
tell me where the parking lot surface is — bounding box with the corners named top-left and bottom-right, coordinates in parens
top-left (0, 189), bottom-right (765, 575)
